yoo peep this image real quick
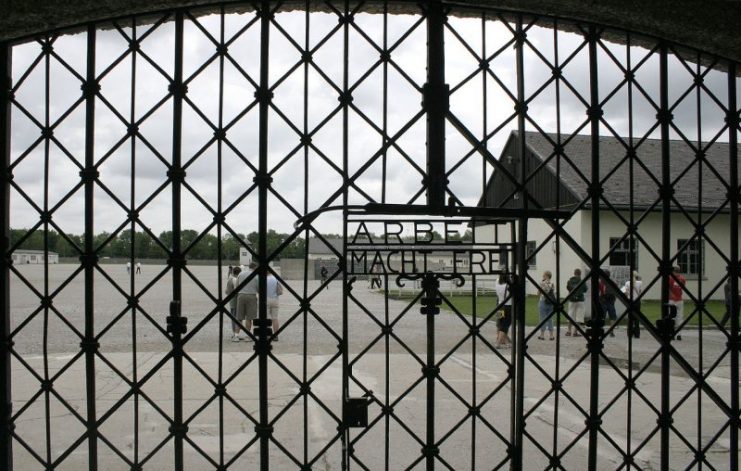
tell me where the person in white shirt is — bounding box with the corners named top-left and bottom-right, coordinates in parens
top-left (225, 266), bottom-right (242, 342)
top-left (622, 271), bottom-right (642, 338)
top-left (265, 273), bottom-right (283, 341)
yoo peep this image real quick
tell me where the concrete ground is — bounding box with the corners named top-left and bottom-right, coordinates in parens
top-left (7, 264), bottom-right (739, 469)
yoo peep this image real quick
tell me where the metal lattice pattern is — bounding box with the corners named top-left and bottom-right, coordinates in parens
top-left (0, 2), bottom-right (739, 470)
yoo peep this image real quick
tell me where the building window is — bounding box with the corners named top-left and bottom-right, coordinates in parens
top-left (677, 239), bottom-right (704, 277)
top-left (609, 237), bottom-right (638, 267)
top-left (525, 241), bottom-right (537, 268)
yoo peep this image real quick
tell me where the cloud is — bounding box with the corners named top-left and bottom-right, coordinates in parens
top-left (7, 9), bottom-right (733, 238)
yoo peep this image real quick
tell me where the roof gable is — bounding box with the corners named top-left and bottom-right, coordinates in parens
top-left (482, 131), bottom-right (735, 212)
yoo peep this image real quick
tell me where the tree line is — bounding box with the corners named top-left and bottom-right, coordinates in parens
top-left (10, 227), bottom-right (472, 261)
top-left (9, 228), bottom-right (307, 260)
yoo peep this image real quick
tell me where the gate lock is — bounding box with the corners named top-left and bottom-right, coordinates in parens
top-left (166, 301), bottom-right (188, 335)
top-left (345, 391), bottom-right (373, 428)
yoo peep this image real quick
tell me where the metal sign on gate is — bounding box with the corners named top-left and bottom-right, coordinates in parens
top-left (345, 217), bottom-right (514, 276)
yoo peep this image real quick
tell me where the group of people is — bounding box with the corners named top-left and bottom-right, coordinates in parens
top-left (225, 263), bottom-right (282, 342)
top-left (536, 268), bottom-right (662, 340)
top-left (125, 261), bottom-right (142, 274)
top-left (536, 269), bottom-right (595, 340)
top-left (534, 266), bottom-right (738, 340)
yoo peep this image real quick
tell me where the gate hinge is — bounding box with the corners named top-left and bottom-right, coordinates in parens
top-left (167, 301), bottom-right (187, 335)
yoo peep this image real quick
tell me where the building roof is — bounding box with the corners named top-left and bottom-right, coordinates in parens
top-left (487, 131), bottom-right (735, 212)
top-left (13, 249), bottom-right (58, 255)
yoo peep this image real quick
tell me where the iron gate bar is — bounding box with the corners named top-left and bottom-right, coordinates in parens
top-left (0, 39), bottom-right (11, 471)
top-left (42, 35), bottom-right (51, 469)
top-left (625, 31), bottom-right (639, 466)
top-left (659, 43), bottom-right (672, 471)
top-left (341, 1), bottom-right (351, 469)
top-left (215, 8), bottom-right (226, 467)
top-left (126, 18), bottom-right (141, 468)
top-left (300, 6), bottom-right (312, 465)
top-left (512, 13), bottom-right (527, 471)
top-left (586, 24), bottom-right (602, 470)
top-left (170, 11), bottom-right (185, 470)
top-left (257, 2), bottom-right (273, 469)
top-left (82, 24), bottom-right (98, 471)
top-left (425, 0), bottom-right (447, 210)
top-left (474, 16), bottom-right (488, 468)
top-left (728, 61), bottom-right (740, 471)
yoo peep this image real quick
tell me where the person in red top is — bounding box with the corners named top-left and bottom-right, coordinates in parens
top-left (668, 266), bottom-right (686, 340)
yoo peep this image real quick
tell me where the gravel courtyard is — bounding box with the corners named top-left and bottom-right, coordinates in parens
top-left (6, 264), bottom-right (738, 469)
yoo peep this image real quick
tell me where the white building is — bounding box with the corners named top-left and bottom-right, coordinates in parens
top-left (12, 249), bottom-right (59, 265)
top-left (239, 246), bottom-right (253, 267)
top-left (476, 131), bottom-right (739, 301)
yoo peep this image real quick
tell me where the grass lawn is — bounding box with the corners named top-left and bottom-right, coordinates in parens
top-left (387, 292), bottom-right (727, 327)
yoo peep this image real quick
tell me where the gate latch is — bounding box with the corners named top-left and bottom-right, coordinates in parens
top-left (167, 300), bottom-right (188, 335)
top-left (345, 391), bottom-right (373, 428)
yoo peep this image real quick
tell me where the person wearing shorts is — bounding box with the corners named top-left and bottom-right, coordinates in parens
top-left (237, 262), bottom-right (258, 340)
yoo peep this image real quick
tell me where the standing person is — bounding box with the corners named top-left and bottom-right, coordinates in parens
top-left (720, 280), bottom-right (740, 327)
top-left (225, 266), bottom-right (242, 342)
top-left (266, 272), bottom-right (283, 341)
top-left (126, 261), bottom-right (131, 274)
top-left (236, 262), bottom-right (259, 341)
top-left (721, 280), bottom-right (732, 327)
top-left (599, 269), bottom-right (617, 337)
top-left (493, 273), bottom-right (512, 348)
top-left (538, 270), bottom-right (556, 341)
top-left (370, 265), bottom-right (382, 289)
top-left (320, 264), bottom-right (329, 288)
top-left (668, 266), bottom-right (686, 340)
top-left (369, 265), bottom-right (378, 289)
top-left (135, 261), bottom-right (142, 274)
top-left (622, 271), bottom-right (642, 338)
top-left (565, 268), bottom-right (588, 337)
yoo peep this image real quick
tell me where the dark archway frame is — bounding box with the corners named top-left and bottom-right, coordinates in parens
top-left (0, 2), bottom-right (739, 470)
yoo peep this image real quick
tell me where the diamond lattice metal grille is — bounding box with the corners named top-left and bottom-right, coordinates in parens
top-left (0, 2), bottom-right (739, 470)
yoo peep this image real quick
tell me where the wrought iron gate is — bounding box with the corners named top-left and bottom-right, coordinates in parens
top-left (1, 1), bottom-right (739, 470)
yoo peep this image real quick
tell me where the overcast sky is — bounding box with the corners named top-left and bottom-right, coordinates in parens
top-left (7, 9), bottom-right (734, 240)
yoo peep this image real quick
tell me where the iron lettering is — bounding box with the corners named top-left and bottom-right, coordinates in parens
top-left (345, 219), bottom-right (511, 275)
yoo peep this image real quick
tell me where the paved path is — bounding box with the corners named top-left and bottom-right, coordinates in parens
top-left (7, 264), bottom-right (738, 469)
